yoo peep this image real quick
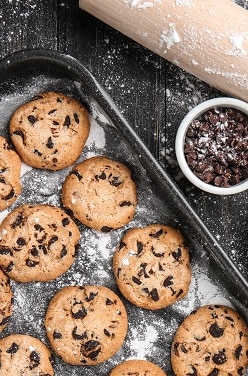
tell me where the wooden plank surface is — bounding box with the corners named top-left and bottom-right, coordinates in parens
top-left (0, 0), bottom-right (247, 277)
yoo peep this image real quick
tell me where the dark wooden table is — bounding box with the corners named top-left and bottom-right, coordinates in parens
top-left (0, 0), bottom-right (247, 353)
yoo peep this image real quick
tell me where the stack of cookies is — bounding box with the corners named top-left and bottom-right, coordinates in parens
top-left (0, 91), bottom-right (247, 376)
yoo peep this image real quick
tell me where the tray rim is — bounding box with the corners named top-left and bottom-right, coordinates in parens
top-left (0, 48), bottom-right (247, 305)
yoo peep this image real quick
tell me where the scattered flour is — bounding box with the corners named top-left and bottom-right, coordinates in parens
top-left (159, 24), bottom-right (181, 52)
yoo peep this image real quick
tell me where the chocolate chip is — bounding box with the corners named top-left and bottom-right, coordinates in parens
top-left (109, 176), bottom-right (122, 187)
top-left (95, 172), bottom-right (106, 181)
top-left (101, 226), bottom-right (113, 232)
top-left (6, 342), bottom-right (19, 354)
top-left (84, 340), bottom-right (100, 351)
top-left (172, 248), bottom-right (182, 261)
top-left (150, 288), bottom-right (159, 301)
top-left (132, 276), bottom-right (142, 285)
top-left (85, 292), bottom-right (98, 302)
top-left (70, 170), bottom-right (83, 181)
top-left (151, 246), bottom-right (164, 257)
top-left (63, 115), bottom-right (71, 127)
top-left (34, 224), bottom-right (44, 232)
top-left (16, 237), bottom-right (26, 246)
top-left (48, 109), bottom-right (57, 115)
top-left (11, 213), bottom-right (24, 228)
top-left (81, 340), bottom-right (101, 361)
top-left (238, 367), bottom-right (244, 375)
top-left (149, 228), bottom-right (163, 238)
top-left (72, 306), bottom-right (87, 319)
top-left (119, 201), bottom-right (132, 207)
top-left (34, 149), bottom-right (42, 156)
top-left (106, 298), bottom-right (114, 305)
top-left (60, 246), bottom-right (67, 258)
top-left (209, 322), bottom-right (224, 338)
top-left (72, 327), bottom-right (87, 340)
top-left (104, 329), bottom-right (111, 337)
top-left (5, 261), bottom-right (14, 272)
top-left (48, 236), bottom-right (58, 249)
top-left (137, 241), bottom-right (143, 255)
top-left (27, 115), bottom-right (37, 124)
top-left (163, 275), bottom-right (174, 287)
top-left (212, 349), bottom-right (227, 365)
top-left (74, 113), bottom-right (79, 123)
top-left (184, 106), bottom-right (248, 187)
top-left (30, 351), bottom-right (40, 365)
top-left (235, 345), bottom-right (243, 359)
top-left (0, 247), bottom-right (13, 256)
top-left (4, 188), bottom-right (15, 200)
top-left (46, 137), bottom-right (54, 149)
top-left (53, 331), bottom-right (62, 339)
top-left (26, 258), bottom-right (39, 267)
top-left (62, 217), bottom-right (70, 227)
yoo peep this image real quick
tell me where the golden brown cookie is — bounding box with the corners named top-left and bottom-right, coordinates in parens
top-left (62, 155), bottom-right (137, 231)
top-left (44, 285), bottom-right (128, 366)
top-left (110, 359), bottom-right (167, 375)
top-left (9, 91), bottom-right (90, 170)
top-left (113, 224), bottom-right (191, 310)
top-left (171, 304), bottom-right (248, 376)
top-left (0, 135), bottom-right (21, 210)
top-left (0, 204), bottom-right (80, 282)
top-left (0, 268), bottom-right (13, 332)
top-left (0, 333), bottom-right (54, 375)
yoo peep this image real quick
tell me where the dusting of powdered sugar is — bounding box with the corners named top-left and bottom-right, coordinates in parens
top-left (124, 0), bottom-right (162, 9)
top-left (159, 24), bottom-right (181, 53)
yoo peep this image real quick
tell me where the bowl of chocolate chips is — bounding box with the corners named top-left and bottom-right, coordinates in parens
top-left (175, 97), bottom-right (248, 195)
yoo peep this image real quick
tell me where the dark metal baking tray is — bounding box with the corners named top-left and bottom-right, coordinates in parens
top-left (0, 49), bottom-right (247, 376)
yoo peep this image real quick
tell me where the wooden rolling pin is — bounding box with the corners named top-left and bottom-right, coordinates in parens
top-left (79, 0), bottom-right (248, 102)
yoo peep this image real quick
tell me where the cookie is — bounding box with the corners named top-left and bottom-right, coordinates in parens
top-left (113, 224), bottom-right (191, 310)
top-left (0, 204), bottom-right (80, 282)
top-left (45, 285), bottom-right (128, 366)
top-left (9, 91), bottom-right (90, 170)
top-left (0, 268), bottom-right (13, 332)
top-left (0, 135), bottom-right (22, 210)
top-left (171, 304), bottom-right (248, 376)
top-left (0, 333), bottom-right (54, 375)
top-left (62, 155), bottom-right (137, 231)
top-left (110, 359), bottom-right (167, 375)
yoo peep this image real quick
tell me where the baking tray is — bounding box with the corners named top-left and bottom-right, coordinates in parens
top-left (0, 49), bottom-right (248, 376)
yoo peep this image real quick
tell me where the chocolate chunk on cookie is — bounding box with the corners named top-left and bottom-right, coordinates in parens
top-left (62, 156), bottom-right (137, 231)
top-left (113, 224), bottom-right (191, 310)
top-left (0, 135), bottom-right (22, 210)
top-left (110, 359), bottom-right (167, 375)
top-left (0, 268), bottom-right (13, 332)
top-left (0, 204), bottom-right (80, 282)
top-left (0, 334), bottom-right (54, 375)
top-left (9, 91), bottom-right (90, 170)
top-left (45, 285), bottom-right (128, 365)
top-left (171, 304), bottom-right (248, 376)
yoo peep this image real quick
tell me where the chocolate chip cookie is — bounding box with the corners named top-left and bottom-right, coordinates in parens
top-left (44, 285), bottom-right (128, 366)
top-left (0, 268), bottom-right (13, 332)
top-left (113, 224), bottom-right (191, 310)
top-left (9, 91), bottom-right (90, 170)
top-left (0, 333), bottom-right (54, 375)
top-left (0, 204), bottom-right (80, 282)
top-left (171, 304), bottom-right (248, 376)
top-left (0, 135), bottom-right (22, 210)
top-left (110, 359), bottom-right (167, 375)
top-left (62, 155), bottom-right (137, 231)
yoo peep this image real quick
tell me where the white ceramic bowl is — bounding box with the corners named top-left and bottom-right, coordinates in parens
top-left (175, 97), bottom-right (248, 195)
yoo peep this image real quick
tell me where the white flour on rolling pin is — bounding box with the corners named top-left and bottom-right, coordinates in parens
top-left (79, 0), bottom-right (248, 101)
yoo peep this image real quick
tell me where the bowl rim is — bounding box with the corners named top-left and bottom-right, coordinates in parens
top-left (175, 97), bottom-right (248, 195)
